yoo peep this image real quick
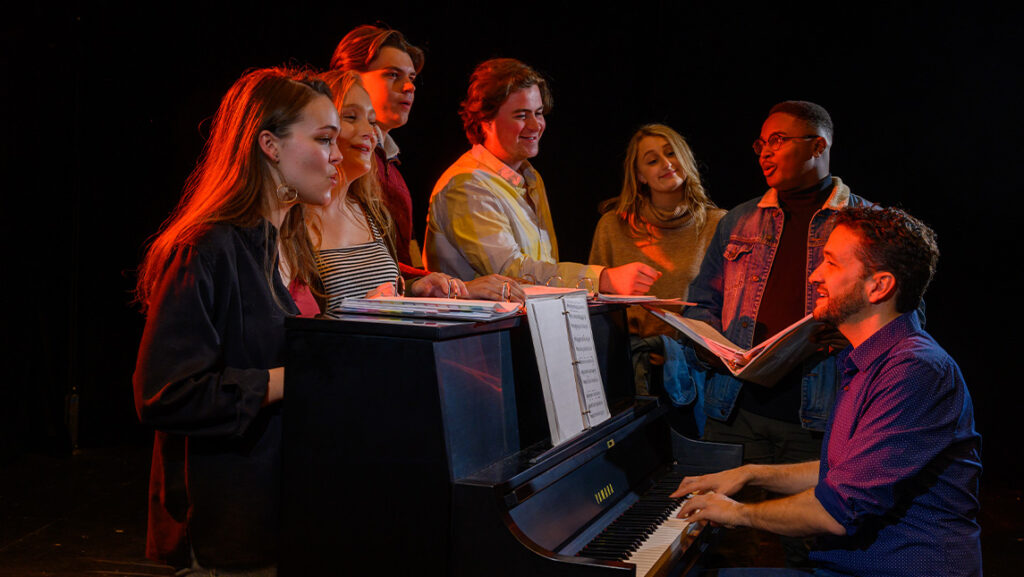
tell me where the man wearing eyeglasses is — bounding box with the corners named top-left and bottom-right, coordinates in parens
top-left (668, 100), bottom-right (870, 565)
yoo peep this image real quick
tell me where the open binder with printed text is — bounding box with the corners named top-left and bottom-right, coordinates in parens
top-left (524, 293), bottom-right (611, 446)
top-left (645, 307), bottom-right (828, 387)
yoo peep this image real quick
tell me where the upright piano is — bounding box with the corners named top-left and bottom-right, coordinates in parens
top-left (281, 304), bottom-right (740, 576)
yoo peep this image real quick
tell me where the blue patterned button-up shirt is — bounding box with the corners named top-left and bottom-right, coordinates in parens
top-left (812, 311), bottom-right (982, 576)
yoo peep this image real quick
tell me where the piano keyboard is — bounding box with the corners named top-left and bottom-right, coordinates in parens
top-left (577, 472), bottom-right (701, 576)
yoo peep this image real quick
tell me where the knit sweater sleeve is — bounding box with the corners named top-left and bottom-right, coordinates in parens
top-left (588, 211), bottom-right (620, 267)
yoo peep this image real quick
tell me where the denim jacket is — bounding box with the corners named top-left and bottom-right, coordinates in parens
top-left (680, 177), bottom-right (869, 431)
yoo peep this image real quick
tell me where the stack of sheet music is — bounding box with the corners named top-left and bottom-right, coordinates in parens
top-left (336, 296), bottom-right (522, 322)
top-left (522, 285), bottom-right (690, 306)
top-left (522, 285), bottom-right (589, 299)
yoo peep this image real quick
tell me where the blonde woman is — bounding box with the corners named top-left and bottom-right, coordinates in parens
top-left (590, 124), bottom-right (725, 395)
top-left (312, 71), bottom-right (522, 311)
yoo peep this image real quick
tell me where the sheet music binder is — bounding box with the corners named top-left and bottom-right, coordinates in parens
top-left (524, 293), bottom-right (611, 446)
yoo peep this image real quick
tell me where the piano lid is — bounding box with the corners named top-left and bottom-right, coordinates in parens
top-left (458, 400), bottom-right (671, 554)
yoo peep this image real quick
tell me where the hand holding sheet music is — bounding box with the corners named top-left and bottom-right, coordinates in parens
top-left (645, 307), bottom-right (828, 387)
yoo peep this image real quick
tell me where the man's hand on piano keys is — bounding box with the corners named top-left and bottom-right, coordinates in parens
top-left (669, 465), bottom-right (752, 500)
top-left (675, 491), bottom-right (745, 530)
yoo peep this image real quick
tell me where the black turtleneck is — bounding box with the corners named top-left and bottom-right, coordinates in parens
top-left (740, 175), bottom-right (833, 422)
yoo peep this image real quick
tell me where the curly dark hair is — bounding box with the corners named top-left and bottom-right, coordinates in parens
top-left (834, 206), bottom-right (939, 313)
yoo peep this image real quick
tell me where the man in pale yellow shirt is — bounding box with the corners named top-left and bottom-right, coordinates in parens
top-left (424, 58), bottom-right (660, 294)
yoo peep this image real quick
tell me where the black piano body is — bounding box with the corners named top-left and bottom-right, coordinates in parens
top-left (281, 304), bottom-right (740, 576)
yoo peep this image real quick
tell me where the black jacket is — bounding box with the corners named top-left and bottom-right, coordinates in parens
top-left (133, 221), bottom-right (297, 569)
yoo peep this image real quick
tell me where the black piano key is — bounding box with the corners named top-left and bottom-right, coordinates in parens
top-left (595, 533), bottom-right (642, 541)
top-left (588, 536), bottom-right (642, 546)
top-left (580, 547), bottom-right (635, 561)
top-left (583, 546), bottom-right (637, 556)
top-left (587, 538), bottom-right (645, 550)
top-left (584, 550), bottom-right (628, 561)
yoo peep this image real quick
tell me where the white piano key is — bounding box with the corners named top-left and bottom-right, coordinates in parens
top-left (623, 500), bottom-right (700, 577)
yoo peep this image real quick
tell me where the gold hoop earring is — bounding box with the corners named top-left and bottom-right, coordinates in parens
top-left (270, 158), bottom-right (299, 204)
top-left (277, 183), bottom-right (298, 203)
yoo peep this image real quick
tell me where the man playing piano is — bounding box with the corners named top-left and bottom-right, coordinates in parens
top-left (668, 101), bottom-right (866, 566)
top-left (672, 206), bottom-right (982, 577)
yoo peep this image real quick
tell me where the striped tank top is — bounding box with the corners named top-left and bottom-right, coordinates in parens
top-left (317, 215), bottom-right (400, 313)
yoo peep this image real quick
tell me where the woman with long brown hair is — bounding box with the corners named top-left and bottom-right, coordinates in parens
top-left (133, 67), bottom-right (341, 574)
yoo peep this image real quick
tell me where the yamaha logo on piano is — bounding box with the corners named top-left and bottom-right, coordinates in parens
top-left (593, 483), bottom-right (615, 504)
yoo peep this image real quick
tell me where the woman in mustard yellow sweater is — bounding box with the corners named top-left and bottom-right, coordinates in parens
top-left (590, 124), bottom-right (725, 397)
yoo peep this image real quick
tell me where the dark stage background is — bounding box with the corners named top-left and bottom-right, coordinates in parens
top-left (4, 3), bottom-right (1019, 488)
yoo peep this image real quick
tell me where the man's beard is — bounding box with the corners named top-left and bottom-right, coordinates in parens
top-left (814, 283), bottom-right (868, 326)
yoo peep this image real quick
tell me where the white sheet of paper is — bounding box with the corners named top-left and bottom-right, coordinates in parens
top-left (563, 295), bottom-right (610, 426)
top-left (526, 298), bottom-right (585, 444)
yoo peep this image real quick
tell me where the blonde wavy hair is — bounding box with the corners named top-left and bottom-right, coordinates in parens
top-left (313, 69), bottom-right (397, 260)
top-left (601, 124), bottom-right (716, 236)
